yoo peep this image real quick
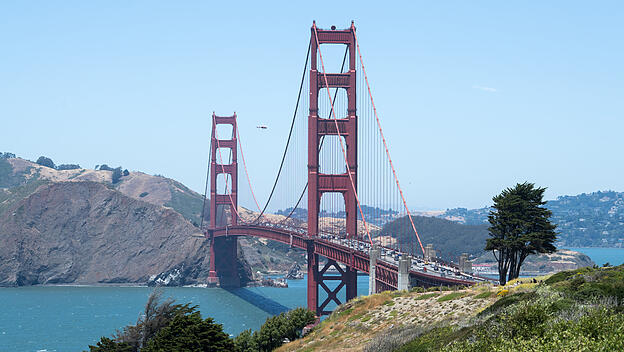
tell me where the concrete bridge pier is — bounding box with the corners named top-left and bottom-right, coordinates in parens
top-left (398, 256), bottom-right (412, 291)
top-left (207, 234), bottom-right (240, 288)
top-left (369, 246), bottom-right (380, 295)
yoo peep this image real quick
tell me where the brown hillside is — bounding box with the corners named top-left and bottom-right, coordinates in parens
top-left (0, 181), bottom-right (214, 286)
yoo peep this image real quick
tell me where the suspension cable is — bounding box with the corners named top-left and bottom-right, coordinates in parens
top-left (252, 42), bottom-right (311, 224)
top-left (353, 30), bottom-right (425, 256)
top-left (234, 114), bottom-right (262, 213)
top-left (199, 140), bottom-right (212, 231)
top-left (278, 46), bottom-right (349, 225)
top-left (313, 23), bottom-right (373, 245)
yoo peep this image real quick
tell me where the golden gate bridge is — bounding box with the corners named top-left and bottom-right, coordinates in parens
top-left (201, 22), bottom-right (489, 316)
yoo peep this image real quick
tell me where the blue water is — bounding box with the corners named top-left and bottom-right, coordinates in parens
top-left (565, 247), bottom-right (624, 266)
top-left (0, 276), bottom-right (369, 352)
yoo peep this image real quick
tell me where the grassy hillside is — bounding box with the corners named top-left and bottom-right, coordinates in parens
top-left (163, 179), bottom-right (206, 226)
top-left (380, 215), bottom-right (489, 260)
top-left (0, 156), bottom-right (303, 280)
top-left (281, 265), bottom-right (624, 351)
top-left (0, 157), bottom-right (207, 225)
top-left (0, 158), bottom-right (35, 189)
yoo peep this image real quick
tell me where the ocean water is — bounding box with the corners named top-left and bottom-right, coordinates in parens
top-left (4, 247), bottom-right (621, 351)
top-left (565, 247), bottom-right (624, 266)
top-left (0, 276), bottom-right (369, 352)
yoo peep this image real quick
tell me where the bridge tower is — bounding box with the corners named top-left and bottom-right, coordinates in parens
top-left (307, 22), bottom-right (358, 315)
top-left (206, 112), bottom-right (240, 288)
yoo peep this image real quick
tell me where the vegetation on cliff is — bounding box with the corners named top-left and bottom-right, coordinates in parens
top-left (380, 215), bottom-right (489, 261)
top-left (281, 265), bottom-right (624, 351)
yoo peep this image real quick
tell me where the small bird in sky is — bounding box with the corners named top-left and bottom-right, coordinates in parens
top-left (256, 125), bottom-right (268, 130)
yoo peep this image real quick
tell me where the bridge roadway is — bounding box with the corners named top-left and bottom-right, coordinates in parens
top-left (208, 224), bottom-right (489, 291)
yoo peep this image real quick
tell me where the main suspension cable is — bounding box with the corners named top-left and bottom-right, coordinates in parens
top-left (199, 140), bottom-right (212, 231)
top-left (235, 114), bottom-right (262, 213)
top-left (278, 46), bottom-right (349, 225)
top-left (252, 42), bottom-right (311, 224)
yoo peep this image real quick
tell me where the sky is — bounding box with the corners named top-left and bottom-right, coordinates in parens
top-left (1, 1), bottom-right (623, 210)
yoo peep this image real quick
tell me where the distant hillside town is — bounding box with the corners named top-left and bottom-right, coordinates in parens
top-left (441, 190), bottom-right (624, 248)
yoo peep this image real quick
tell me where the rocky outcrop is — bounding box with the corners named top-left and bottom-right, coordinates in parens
top-left (0, 181), bottom-right (234, 286)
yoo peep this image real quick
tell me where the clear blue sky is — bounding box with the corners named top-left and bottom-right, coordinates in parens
top-left (1, 1), bottom-right (623, 210)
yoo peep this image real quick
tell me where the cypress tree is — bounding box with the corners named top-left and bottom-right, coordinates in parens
top-left (486, 182), bottom-right (557, 285)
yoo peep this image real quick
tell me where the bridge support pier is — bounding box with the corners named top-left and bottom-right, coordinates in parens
top-left (207, 233), bottom-right (240, 288)
top-left (345, 267), bottom-right (357, 301)
top-left (307, 240), bottom-right (358, 316)
top-left (369, 246), bottom-right (380, 295)
top-left (398, 256), bottom-right (411, 291)
top-left (307, 244), bottom-right (319, 315)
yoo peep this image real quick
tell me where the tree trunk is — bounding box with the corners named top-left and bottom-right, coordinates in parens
top-left (494, 249), bottom-right (509, 285)
top-left (507, 250), bottom-right (517, 283)
top-left (509, 251), bottom-right (528, 281)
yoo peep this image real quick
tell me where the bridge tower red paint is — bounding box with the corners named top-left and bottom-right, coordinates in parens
top-left (207, 112), bottom-right (240, 288)
top-left (307, 22), bottom-right (358, 315)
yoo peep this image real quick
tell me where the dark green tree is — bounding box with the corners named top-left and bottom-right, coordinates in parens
top-left (112, 167), bottom-right (123, 184)
top-left (86, 337), bottom-right (133, 352)
top-left (233, 329), bottom-right (258, 352)
top-left (114, 289), bottom-right (195, 351)
top-left (36, 156), bottom-right (56, 169)
top-left (486, 182), bottom-right (557, 285)
top-left (57, 164), bottom-right (81, 170)
top-left (282, 307), bottom-right (315, 341)
top-left (251, 308), bottom-right (315, 351)
top-left (255, 313), bottom-right (287, 352)
top-left (142, 312), bottom-right (234, 352)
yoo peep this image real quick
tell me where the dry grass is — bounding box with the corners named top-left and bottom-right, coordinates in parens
top-left (277, 285), bottom-right (499, 352)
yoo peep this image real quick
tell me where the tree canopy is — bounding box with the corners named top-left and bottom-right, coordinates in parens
top-left (485, 182), bottom-right (557, 285)
top-left (36, 156), bottom-right (55, 169)
top-left (86, 290), bottom-right (314, 352)
top-left (142, 312), bottom-right (234, 352)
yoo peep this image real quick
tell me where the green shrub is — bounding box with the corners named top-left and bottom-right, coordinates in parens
top-left (239, 308), bottom-right (315, 352)
top-left (233, 329), bottom-right (257, 352)
top-left (437, 292), bottom-right (466, 302)
top-left (416, 293), bottom-right (440, 300)
top-left (87, 337), bottom-right (133, 352)
top-left (478, 291), bottom-right (537, 317)
top-left (36, 156), bottom-right (55, 169)
top-left (57, 164), bottom-right (81, 170)
top-left (473, 291), bottom-right (493, 299)
top-left (142, 312), bottom-right (233, 352)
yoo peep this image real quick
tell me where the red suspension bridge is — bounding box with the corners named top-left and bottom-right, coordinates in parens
top-left (202, 22), bottom-right (488, 316)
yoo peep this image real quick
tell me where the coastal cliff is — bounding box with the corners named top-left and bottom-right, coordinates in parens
top-left (0, 181), bottom-right (221, 286)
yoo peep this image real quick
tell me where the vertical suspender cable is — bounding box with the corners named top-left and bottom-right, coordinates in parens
top-left (252, 43), bottom-right (311, 224)
top-left (353, 30), bottom-right (425, 256)
top-left (235, 115), bottom-right (262, 213)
